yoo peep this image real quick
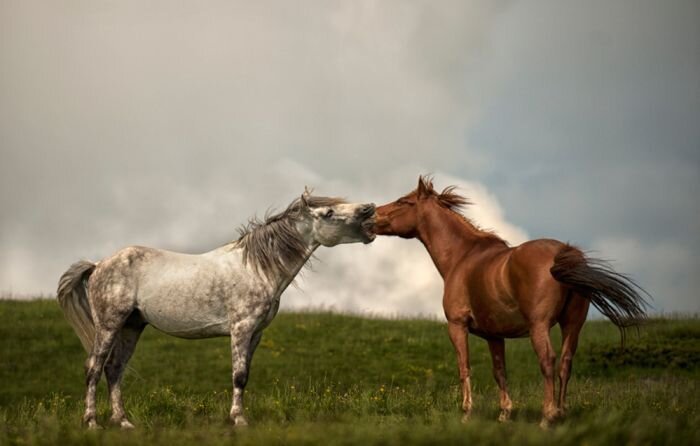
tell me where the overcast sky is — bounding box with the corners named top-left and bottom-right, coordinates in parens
top-left (1, 0), bottom-right (698, 317)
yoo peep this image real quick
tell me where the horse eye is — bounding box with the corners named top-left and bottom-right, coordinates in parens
top-left (324, 209), bottom-right (334, 218)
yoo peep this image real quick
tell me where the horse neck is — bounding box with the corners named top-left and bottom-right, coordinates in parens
top-left (415, 201), bottom-right (491, 278)
top-left (269, 220), bottom-right (320, 295)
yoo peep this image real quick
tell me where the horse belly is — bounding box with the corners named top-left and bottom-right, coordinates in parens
top-left (137, 290), bottom-right (231, 339)
top-left (466, 255), bottom-right (530, 338)
top-left (469, 295), bottom-right (529, 339)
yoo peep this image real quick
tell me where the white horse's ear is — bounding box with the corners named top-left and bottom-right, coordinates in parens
top-left (301, 187), bottom-right (311, 208)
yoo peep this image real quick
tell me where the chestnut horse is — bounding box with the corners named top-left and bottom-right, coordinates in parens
top-left (374, 176), bottom-right (648, 427)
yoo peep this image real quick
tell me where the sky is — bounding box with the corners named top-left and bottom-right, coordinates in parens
top-left (1, 0), bottom-right (698, 318)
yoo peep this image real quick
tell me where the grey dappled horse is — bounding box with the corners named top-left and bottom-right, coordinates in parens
top-left (57, 191), bottom-right (375, 429)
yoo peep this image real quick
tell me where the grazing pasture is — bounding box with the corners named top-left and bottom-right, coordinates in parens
top-left (1, 300), bottom-right (698, 445)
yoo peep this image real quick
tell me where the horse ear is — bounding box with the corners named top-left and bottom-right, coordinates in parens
top-left (417, 176), bottom-right (428, 197)
top-left (300, 187), bottom-right (311, 208)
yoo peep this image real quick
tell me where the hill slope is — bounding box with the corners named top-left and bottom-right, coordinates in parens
top-left (1, 300), bottom-right (698, 445)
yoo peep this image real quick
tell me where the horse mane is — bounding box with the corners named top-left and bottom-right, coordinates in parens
top-left (234, 194), bottom-right (346, 279)
top-left (418, 175), bottom-right (507, 244)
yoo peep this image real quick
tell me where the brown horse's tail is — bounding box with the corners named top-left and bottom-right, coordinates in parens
top-left (550, 245), bottom-right (650, 334)
top-left (57, 260), bottom-right (96, 352)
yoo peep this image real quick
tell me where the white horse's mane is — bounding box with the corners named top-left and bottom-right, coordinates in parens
top-left (235, 195), bottom-right (346, 278)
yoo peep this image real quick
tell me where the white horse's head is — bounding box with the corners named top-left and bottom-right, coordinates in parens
top-left (300, 190), bottom-right (376, 247)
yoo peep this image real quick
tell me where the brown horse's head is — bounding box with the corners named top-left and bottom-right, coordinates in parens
top-left (374, 175), bottom-right (469, 238)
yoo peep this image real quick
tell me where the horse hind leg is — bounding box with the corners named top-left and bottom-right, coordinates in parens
top-left (84, 326), bottom-right (121, 428)
top-left (557, 293), bottom-right (589, 415)
top-left (104, 315), bottom-right (145, 429)
top-left (530, 323), bottom-right (558, 428)
top-left (83, 286), bottom-right (136, 428)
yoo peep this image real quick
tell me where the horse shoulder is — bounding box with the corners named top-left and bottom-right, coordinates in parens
top-left (442, 267), bottom-right (473, 324)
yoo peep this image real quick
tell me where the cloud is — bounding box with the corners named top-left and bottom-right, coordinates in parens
top-left (1, 1), bottom-right (698, 316)
top-left (0, 152), bottom-right (530, 320)
top-left (0, 0), bottom-right (502, 297)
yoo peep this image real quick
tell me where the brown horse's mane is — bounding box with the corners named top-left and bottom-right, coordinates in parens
top-left (417, 175), bottom-right (508, 245)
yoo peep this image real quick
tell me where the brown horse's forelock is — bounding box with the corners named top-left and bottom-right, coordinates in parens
top-left (417, 175), bottom-right (471, 211)
top-left (234, 195), bottom-right (347, 279)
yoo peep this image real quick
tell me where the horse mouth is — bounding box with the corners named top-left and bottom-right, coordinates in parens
top-left (360, 217), bottom-right (376, 243)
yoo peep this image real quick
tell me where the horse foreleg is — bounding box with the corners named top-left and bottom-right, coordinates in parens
top-left (447, 321), bottom-right (472, 422)
top-left (530, 324), bottom-right (558, 428)
top-left (104, 324), bottom-right (144, 429)
top-left (229, 320), bottom-right (258, 426)
top-left (487, 338), bottom-right (513, 422)
top-left (247, 331), bottom-right (263, 366)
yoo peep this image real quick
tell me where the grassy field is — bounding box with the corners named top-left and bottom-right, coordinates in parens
top-left (1, 300), bottom-right (698, 445)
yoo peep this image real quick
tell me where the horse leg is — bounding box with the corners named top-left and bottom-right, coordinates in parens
top-left (246, 330), bottom-right (263, 366)
top-left (447, 321), bottom-right (472, 422)
top-left (487, 338), bottom-right (513, 422)
top-left (530, 324), bottom-right (558, 428)
top-left (557, 294), bottom-right (589, 414)
top-left (83, 327), bottom-right (120, 428)
top-left (229, 319), bottom-right (260, 426)
top-left (104, 322), bottom-right (145, 429)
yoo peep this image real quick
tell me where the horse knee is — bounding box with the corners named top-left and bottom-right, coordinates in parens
top-left (539, 354), bottom-right (556, 377)
top-left (104, 361), bottom-right (122, 382)
top-left (558, 354), bottom-right (573, 379)
top-left (233, 370), bottom-right (249, 389)
top-left (84, 356), bottom-right (102, 384)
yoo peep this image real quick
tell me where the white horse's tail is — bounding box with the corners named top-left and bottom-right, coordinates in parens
top-left (57, 260), bottom-right (96, 352)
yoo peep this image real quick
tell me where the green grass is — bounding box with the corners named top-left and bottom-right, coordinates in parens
top-left (1, 300), bottom-right (698, 445)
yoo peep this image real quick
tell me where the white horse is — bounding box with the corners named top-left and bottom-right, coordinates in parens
top-left (57, 191), bottom-right (375, 429)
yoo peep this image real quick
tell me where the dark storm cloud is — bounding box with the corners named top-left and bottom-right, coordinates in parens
top-left (458, 0), bottom-right (700, 312)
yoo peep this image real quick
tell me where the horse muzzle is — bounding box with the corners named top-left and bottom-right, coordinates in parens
top-left (357, 203), bottom-right (376, 243)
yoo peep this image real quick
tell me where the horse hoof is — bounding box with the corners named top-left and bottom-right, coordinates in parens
top-left (539, 418), bottom-right (552, 430)
top-left (498, 410), bottom-right (511, 423)
top-left (461, 413), bottom-right (471, 424)
top-left (86, 420), bottom-right (103, 430)
top-left (233, 415), bottom-right (248, 427)
top-left (109, 416), bottom-right (136, 429)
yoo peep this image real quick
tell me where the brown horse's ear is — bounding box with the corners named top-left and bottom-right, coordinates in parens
top-left (417, 176), bottom-right (429, 197)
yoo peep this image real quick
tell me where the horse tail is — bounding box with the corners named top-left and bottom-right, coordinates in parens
top-left (550, 245), bottom-right (650, 340)
top-left (57, 260), bottom-right (96, 352)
